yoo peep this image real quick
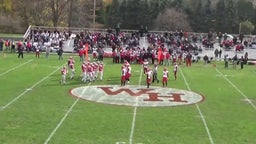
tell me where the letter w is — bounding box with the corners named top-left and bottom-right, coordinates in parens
top-left (98, 87), bottom-right (153, 96)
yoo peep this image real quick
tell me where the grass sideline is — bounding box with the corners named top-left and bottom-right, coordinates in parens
top-left (0, 53), bottom-right (256, 144)
top-left (0, 33), bottom-right (23, 38)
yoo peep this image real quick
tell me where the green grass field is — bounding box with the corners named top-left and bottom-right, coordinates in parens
top-left (0, 52), bottom-right (256, 144)
top-left (0, 33), bottom-right (23, 38)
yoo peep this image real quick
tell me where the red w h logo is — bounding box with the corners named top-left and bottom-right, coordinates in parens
top-left (98, 87), bottom-right (188, 103)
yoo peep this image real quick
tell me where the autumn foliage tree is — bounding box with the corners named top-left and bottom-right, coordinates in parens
top-left (153, 8), bottom-right (192, 31)
top-left (1, 0), bottom-right (256, 34)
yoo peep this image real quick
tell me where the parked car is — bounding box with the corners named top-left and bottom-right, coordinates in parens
top-left (50, 46), bottom-right (59, 53)
top-left (250, 42), bottom-right (256, 49)
top-left (235, 44), bottom-right (244, 52)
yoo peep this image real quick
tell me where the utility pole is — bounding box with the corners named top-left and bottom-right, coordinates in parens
top-left (239, 22), bottom-right (241, 35)
top-left (68, 0), bottom-right (73, 29)
top-left (93, 0), bottom-right (96, 29)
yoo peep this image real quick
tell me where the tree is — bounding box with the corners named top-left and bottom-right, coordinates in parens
top-left (48, 0), bottom-right (71, 27)
top-left (102, 0), bottom-right (168, 30)
top-left (214, 0), bottom-right (227, 33)
top-left (186, 0), bottom-right (203, 32)
top-left (225, 0), bottom-right (238, 33)
top-left (237, 0), bottom-right (255, 22)
top-left (0, 0), bottom-right (12, 13)
top-left (171, 0), bottom-right (184, 11)
top-left (103, 0), bottom-right (122, 28)
top-left (153, 8), bottom-right (192, 31)
top-left (240, 20), bottom-right (255, 35)
top-left (14, 0), bottom-right (48, 27)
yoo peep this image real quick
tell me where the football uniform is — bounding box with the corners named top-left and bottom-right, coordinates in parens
top-left (69, 62), bottom-right (75, 79)
top-left (174, 64), bottom-right (178, 80)
top-left (162, 70), bottom-right (169, 83)
top-left (81, 63), bottom-right (87, 82)
top-left (143, 60), bottom-right (148, 74)
top-left (98, 63), bottom-right (104, 81)
top-left (121, 67), bottom-right (127, 86)
top-left (61, 67), bottom-right (67, 84)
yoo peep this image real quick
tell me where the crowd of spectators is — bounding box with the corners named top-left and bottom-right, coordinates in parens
top-left (64, 26), bottom-right (202, 66)
top-left (1, 26), bottom-right (256, 65)
top-left (25, 29), bottom-right (69, 52)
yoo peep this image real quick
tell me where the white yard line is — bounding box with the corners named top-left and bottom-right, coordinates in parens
top-left (0, 59), bottom-right (33, 77)
top-left (215, 68), bottom-right (256, 111)
top-left (129, 65), bottom-right (143, 144)
top-left (44, 83), bottom-right (91, 144)
top-left (0, 63), bottom-right (63, 111)
top-left (179, 67), bottom-right (215, 144)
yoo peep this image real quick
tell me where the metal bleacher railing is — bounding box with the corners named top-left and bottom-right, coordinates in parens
top-left (23, 25), bottom-right (256, 42)
top-left (23, 25), bottom-right (208, 40)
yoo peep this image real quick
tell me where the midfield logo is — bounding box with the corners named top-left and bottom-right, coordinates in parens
top-left (69, 85), bottom-right (204, 107)
top-left (98, 87), bottom-right (188, 103)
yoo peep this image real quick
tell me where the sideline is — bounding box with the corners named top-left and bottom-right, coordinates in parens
top-left (0, 59), bottom-right (33, 77)
top-left (43, 83), bottom-right (91, 144)
top-left (215, 68), bottom-right (256, 111)
top-left (179, 67), bottom-right (215, 144)
top-left (0, 63), bottom-right (64, 111)
top-left (128, 65), bottom-right (143, 144)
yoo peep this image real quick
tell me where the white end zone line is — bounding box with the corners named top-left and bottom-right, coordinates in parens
top-left (128, 65), bottom-right (143, 144)
top-left (179, 67), bottom-right (215, 144)
top-left (0, 63), bottom-right (64, 111)
top-left (215, 68), bottom-right (256, 111)
top-left (44, 83), bottom-right (91, 144)
top-left (116, 142), bottom-right (143, 144)
top-left (0, 59), bottom-right (33, 77)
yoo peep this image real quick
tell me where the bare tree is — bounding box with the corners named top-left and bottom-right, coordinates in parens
top-left (153, 8), bottom-right (192, 31)
top-left (69, 0), bottom-right (103, 28)
top-left (48, 0), bottom-right (70, 27)
top-left (14, 0), bottom-right (48, 27)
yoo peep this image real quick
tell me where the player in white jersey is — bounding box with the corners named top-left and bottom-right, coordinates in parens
top-left (173, 63), bottom-right (178, 80)
top-left (67, 56), bottom-right (74, 71)
top-left (81, 62), bottom-right (87, 82)
top-left (87, 63), bottom-right (93, 82)
top-left (60, 66), bottom-right (67, 85)
top-left (92, 62), bottom-right (98, 81)
top-left (146, 67), bottom-right (152, 88)
top-left (162, 67), bottom-right (169, 87)
top-left (152, 63), bottom-right (159, 83)
top-left (121, 65), bottom-right (127, 86)
top-left (143, 59), bottom-right (149, 74)
top-left (69, 62), bottom-right (75, 79)
top-left (98, 62), bottom-right (104, 81)
top-left (125, 63), bottom-right (132, 83)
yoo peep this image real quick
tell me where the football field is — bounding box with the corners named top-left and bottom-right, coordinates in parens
top-left (0, 52), bottom-right (256, 144)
